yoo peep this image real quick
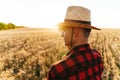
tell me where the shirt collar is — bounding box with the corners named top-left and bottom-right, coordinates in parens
top-left (72, 44), bottom-right (90, 50)
top-left (66, 44), bottom-right (90, 56)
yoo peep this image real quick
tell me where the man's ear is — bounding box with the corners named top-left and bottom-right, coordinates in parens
top-left (74, 28), bottom-right (79, 37)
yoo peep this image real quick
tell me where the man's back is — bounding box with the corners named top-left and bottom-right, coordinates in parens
top-left (47, 44), bottom-right (104, 80)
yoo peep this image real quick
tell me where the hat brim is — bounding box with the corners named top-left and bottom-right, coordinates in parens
top-left (58, 22), bottom-right (101, 30)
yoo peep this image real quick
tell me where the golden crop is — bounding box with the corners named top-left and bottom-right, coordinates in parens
top-left (0, 28), bottom-right (120, 80)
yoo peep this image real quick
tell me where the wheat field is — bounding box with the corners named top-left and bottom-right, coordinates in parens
top-left (0, 28), bottom-right (120, 80)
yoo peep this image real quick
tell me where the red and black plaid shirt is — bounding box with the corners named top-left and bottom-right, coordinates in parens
top-left (47, 44), bottom-right (104, 80)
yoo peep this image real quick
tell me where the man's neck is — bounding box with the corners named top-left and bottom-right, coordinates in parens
top-left (71, 40), bottom-right (88, 50)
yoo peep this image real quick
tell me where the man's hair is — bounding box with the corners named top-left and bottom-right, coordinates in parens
top-left (81, 28), bottom-right (91, 38)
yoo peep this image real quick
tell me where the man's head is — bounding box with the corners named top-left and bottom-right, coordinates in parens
top-left (58, 6), bottom-right (101, 49)
top-left (61, 28), bottom-right (91, 49)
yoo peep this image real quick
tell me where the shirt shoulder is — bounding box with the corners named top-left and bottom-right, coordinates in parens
top-left (47, 59), bottom-right (67, 80)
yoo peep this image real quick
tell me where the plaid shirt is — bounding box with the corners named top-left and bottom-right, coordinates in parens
top-left (47, 44), bottom-right (104, 80)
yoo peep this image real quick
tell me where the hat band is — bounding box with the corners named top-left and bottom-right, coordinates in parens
top-left (64, 19), bottom-right (91, 25)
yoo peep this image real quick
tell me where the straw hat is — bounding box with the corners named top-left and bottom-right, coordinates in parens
top-left (58, 6), bottom-right (101, 30)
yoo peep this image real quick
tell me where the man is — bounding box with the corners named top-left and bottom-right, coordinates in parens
top-left (47, 6), bottom-right (104, 80)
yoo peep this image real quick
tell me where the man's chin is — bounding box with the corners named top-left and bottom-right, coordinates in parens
top-left (65, 44), bottom-right (71, 50)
